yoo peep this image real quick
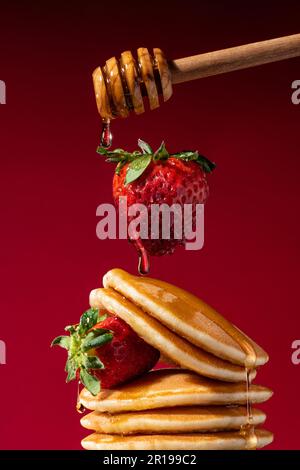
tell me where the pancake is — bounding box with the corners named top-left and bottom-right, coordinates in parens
top-left (90, 287), bottom-right (257, 382)
top-left (79, 369), bottom-right (272, 413)
top-left (81, 429), bottom-right (273, 450)
top-left (102, 269), bottom-right (268, 368)
top-left (81, 406), bottom-right (266, 434)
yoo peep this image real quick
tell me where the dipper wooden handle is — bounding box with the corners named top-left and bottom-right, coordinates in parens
top-left (169, 33), bottom-right (300, 84)
top-left (93, 33), bottom-right (300, 121)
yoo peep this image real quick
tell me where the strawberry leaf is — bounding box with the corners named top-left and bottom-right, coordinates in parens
top-left (172, 151), bottom-right (199, 161)
top-left (82, 330), bottom-right (113, 352)
top-left (83, 328), bottom-right (110, 342)
top-left (80, 369), bottom-right (100, 396)
top-left (125, 154), bottom-right (152, 185)
top-left (97, 147), bottom-right (137, 161)
top-left (172, 151), bottom-right (216, 173)
top-left (138, 139), bottom-right (153, 154)
top-left (115, 160), bottom-right (127, 176)
top-left (154, 141), bottom-right (169, 160)
top-left (51, 336), bottom-right (70, 350)
top-left (64, 325), bottom-right (76, 333)
top-left (196, 155), bottom-right (216, 173)
top-left (78, 308), bottom-right (100, 335)
top-left (65, 359), bottom-right (77, 382)
top-left (84, 355), bottom-right (104, 370)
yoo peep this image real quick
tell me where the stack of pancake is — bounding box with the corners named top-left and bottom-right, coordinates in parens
top-left (79, 269), bottom-right (273, 450)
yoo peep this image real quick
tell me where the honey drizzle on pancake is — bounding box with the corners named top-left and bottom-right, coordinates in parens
top-left (219, 320), bottom-right (257, 449)
top-left (213, 316), bottom-right (257, 449)
top-left (203, 311), bottom-right (258, 449)
top-left (193, 317), bottom-right (258, 449)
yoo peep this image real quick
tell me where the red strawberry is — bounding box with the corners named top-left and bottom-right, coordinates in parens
top-left (51, 308), bottom-right (159, 395)
top-left (98, 140), bottom-right (215, 261)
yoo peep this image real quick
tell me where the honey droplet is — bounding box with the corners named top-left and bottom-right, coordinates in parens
top-left (100, 119), bottom-right (112, 148)
top-left (130, 237), bottom-right (150, 275)
top-left (138, 249), bottom-right (150, 275)
top-left (137, 240), bottom-right (150, 275)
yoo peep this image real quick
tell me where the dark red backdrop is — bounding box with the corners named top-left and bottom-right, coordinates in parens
top-left (0, 0), bottom-right (299, 449)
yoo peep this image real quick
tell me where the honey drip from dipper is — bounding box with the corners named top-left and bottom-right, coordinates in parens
top-left (100, 119), bottom-right (112, 149)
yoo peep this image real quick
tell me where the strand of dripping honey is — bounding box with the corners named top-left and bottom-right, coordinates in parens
top-left (131, 238), bottom-right (150, 276)
top-left (229, 335), bottom-right (257, 449)
top-left (76, 381), bottom-right (85, 414)
top-left (100, 119), bottom-right (113, 149)
top-left (203, 314), bottom-right (258, 449)
top-left (240, 368), bottom-right (258, 450)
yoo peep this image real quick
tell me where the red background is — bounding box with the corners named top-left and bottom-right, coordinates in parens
top-left (0, 0), bottom-right (299, 450)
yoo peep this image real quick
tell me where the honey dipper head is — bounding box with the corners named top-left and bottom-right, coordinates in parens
top-left (92, 48), bottom-right (172, 121)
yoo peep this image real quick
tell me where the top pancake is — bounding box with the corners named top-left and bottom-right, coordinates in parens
top-left (79, 369), bottom-right (272, 413)
top-left (90, 287), bottom-right (256, 382)
top-left (102, 269), bottom-right (268, 368)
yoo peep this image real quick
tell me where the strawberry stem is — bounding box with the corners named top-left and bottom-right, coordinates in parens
top-left (51, 308), bottom-right (113, 396)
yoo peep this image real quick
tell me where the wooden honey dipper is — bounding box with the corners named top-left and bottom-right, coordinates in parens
top-left (93, 33), bottom-right (300, 145)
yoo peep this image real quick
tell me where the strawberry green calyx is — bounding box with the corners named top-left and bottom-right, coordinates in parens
top-left (51, 308), bottom-right (113, 395)
top-left (97, 139), bottom-right (216, 185)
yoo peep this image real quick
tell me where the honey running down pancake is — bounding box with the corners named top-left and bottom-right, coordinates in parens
top-left (102, 269), bottom-right (268, 368)
top-left (79, 369), bottom-right (272, 413)
top-left (81, 429), bottom-right (274, 450)
top-left (90, 287), bottom-right (257, 382)
top-left (81, 406), bottom-right (266, 434)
